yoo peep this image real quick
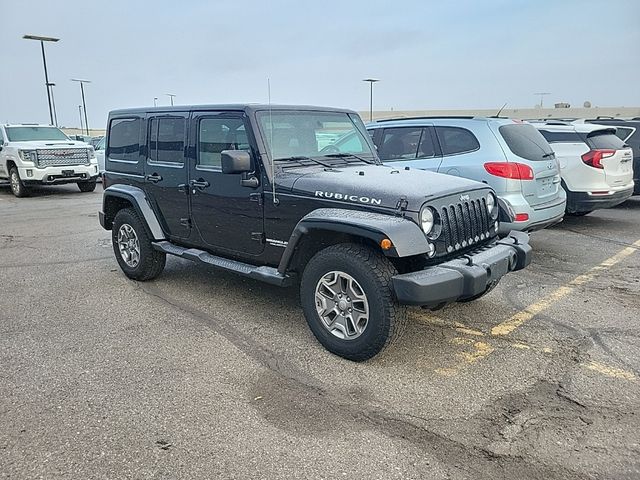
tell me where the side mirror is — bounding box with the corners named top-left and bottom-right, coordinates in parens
top-left (221, 150), bottom-right (251, 174)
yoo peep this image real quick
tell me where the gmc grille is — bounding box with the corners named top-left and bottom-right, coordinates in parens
top-left (35, 149), bottom-right (89, 167)
top-left (441, 198), bottom-right (492, 253)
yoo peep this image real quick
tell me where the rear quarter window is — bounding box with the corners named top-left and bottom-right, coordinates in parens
top-left (108, 117), bottom-right (141, 162)
top-left (499, 124), bottom-right (554, 161)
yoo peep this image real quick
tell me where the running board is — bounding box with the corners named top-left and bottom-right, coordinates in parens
top-left (152, 241), bottom-right (293, 287)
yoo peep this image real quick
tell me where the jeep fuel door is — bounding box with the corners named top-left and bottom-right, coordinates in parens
top-left (188, 112), bottom-right (265, 255)
top-left (144, 113), bottom-right (191, 239)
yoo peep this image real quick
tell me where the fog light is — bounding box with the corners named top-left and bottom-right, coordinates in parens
top-left (26, 169), bottom-right (33, 177)
top-left (426, 242), bottom-right (436, 257)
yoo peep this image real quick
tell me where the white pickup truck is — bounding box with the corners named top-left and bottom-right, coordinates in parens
top-left (0, 124), bottom-right (99, 197)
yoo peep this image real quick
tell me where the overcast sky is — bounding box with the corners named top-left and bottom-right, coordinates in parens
top-left (2, 0), bottom-right (638, 129)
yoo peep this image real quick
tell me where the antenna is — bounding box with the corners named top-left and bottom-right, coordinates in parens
top-left (268, 78), bottom-right (278, 205)
top-left (494, 102), bottom-right (508, 118)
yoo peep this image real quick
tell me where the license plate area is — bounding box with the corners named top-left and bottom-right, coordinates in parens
top-left (61, 169), bottom-right (75, 177)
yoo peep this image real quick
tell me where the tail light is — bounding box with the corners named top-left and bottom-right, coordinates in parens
top-left (514, 213), bottom-right (529, 222)
top-left (484, 162), bottom-right (534, 180)
top-left (581, 149), bottom-right (615, 169)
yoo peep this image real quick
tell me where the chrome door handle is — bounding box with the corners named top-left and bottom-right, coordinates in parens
top-left (190, 179), bottom-right (210, 189)
top-left (146, 173), bottom-right (162, 183)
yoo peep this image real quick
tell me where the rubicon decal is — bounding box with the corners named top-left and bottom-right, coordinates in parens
top-left (315, 191), bottom-right (382, 205)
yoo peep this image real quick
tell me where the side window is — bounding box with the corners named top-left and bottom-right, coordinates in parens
top-left (335, 132), bottom-right (367, 153)
top-left (108, 118), bottom-right (141, 162)
top-left (378, 127), bottom-right (422, 161)
top-left (435, 127), bottom-right (480, 156)
top-left (198, 117), bottom-right (248, 168)
top-left (538, 130), bottom-right (583, 143)
top-left (417, 129), bottom-right (436, 158)
top-left (148, 117), bottom-right (185, 164)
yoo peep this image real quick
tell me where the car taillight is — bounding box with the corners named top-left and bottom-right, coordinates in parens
top-left (581, 149), bottom-right (615, 169)
top-left (484, 162), bottom-right (534, 180)
top-left (514, 213), bottom-right (529, 222)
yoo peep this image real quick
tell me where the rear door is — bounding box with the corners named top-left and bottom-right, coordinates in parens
top-left (144, 113), bottom-right (191, 239)
top-left (496, 123), bottom-right (561, 207)
top-left (374, 125), bottom-right (441, 171)
top-left (585, 129), bottom-right (634, 187)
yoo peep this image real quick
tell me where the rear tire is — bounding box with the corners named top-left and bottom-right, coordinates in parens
top-left (112, 208), bottom-right (166, 281)
top-left (300, 243), bottom-right (407, 361)
top-left (78, 181), bottom-right (97, 193)
top-left (9, 167), bottom-right (29, 198)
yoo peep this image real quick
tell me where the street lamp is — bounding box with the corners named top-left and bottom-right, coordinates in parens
top-left (23, 34), bottom-right (60, 125)
top-left (166, 93), bottom-right (176, 106)
top-left (72, 78), bottom-right (91, 136)
top-left (78, 105), bottom-right (84, 133)
top-left (534, 92), bottom-right (551, 109)
top-left (363, 78), bottom-right (379, 122)
top-left (47, 83), bottom-right (58, 126)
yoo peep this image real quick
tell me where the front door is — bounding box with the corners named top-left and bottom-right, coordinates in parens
top-left (143, 113), bottom-right (191, 239)
top-left (188, 111), bottom-right (264, 256)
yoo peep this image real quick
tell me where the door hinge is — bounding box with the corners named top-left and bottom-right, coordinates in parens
top-left (180, 218), bottom-right (192, 227)
top-left (251, 232), bottom-right (265, 243)
top-left (249, 192), bottom-right (263, 205)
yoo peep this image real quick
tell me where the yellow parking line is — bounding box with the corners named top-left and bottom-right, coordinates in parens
top-left (491, 238), bottom-right (640, 337)
top-left (582, 361), bottom-right (636, 381)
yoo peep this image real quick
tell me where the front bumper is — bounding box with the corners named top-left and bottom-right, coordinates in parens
top-left (19, 164), bottom-right (99, 185)
top-left (392, 230), bottom-right (531, 307)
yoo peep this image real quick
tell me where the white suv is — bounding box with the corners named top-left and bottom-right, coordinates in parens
top-left (532, 122), bottom-right (634, 215)
top-left (0, 124), bottom-right (99, 197)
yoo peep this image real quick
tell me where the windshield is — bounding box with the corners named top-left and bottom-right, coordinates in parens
top-left (256, 110), bottom-right (376, 161)
top-left (6, 126), bottom-right (70, 142)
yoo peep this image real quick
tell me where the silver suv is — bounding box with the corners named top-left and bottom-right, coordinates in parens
top-left (360, 117), bottom-right (566, 235)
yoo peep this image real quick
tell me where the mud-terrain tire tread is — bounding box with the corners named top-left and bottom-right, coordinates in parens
top-left (300, 243), bottom-right (407, 361)
top-left (111, 208), bottom-right (166, 281)
top-left (78, 181), bottom-right (97, 193)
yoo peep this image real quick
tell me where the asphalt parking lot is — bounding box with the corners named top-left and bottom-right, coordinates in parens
top-left (1, 184), bottom-right (639, 480)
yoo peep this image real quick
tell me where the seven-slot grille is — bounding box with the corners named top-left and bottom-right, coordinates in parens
top-left (441, 197), bottom-right (492, 253)
top-left (35, 148), bottom-right (89, 167)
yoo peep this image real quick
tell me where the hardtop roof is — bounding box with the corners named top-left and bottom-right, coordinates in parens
top-left (108, 104), bottom-right (359, 116)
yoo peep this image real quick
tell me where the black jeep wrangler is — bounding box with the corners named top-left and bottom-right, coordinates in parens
top-left (99, 104), bottom-right (531, 360)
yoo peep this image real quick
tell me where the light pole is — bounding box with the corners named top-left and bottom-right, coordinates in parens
top-left (363, 79), bottom-right (379, 122)
top-left (23, 34), bottom-right (60, 125)
top-left (47, 83), bottom-right (58, 126)
top-left (534, 92), bottom-right (551, 109)
top-left (72, 78), bottom-right (91, 136)
top-left (78, 105), bottom-right (84, 133)
top-left (153, 97), bottom-right (158, 107)
top-left (166, 93), bottom-right (176, 106)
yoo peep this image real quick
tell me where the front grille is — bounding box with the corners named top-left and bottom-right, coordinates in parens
top-left (35, 148), bottom-right (89, 167)
top-left (440, 198), bottom-right (493, 254)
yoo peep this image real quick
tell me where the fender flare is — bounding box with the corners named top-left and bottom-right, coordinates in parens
top-left (278, 208), bottom-right (430, 274)
top-left (101, 184), bottom-right (166, 240)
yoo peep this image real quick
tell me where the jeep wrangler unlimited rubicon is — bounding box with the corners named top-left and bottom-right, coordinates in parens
top-left (0, 124), bottom-right (99, 197)
top-left (99, 105), bottom-right (531, 361)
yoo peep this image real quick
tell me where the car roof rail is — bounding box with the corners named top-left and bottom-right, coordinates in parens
top-left (375, 115), bottom-right (475, 123)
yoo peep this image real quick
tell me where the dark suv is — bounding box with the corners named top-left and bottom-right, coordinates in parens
top-left (99, 104), bottom-right (531, 360)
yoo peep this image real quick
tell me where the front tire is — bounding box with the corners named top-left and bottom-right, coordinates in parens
top-left (78, 181), bottom-right (97, 192)
top-left (300, 243), bottom-right (407, 361)
top-left (9, 167), bottom-right (29, 197)
top-left (112, 208), bottom-right (166, 281)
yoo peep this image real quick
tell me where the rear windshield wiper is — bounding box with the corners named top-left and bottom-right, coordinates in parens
top-left (274, 155), bottom-right (334, 168)
top-left (542, 152), bottom-right (555, 158)
top-left (322, 153), bottom-right (378, 164)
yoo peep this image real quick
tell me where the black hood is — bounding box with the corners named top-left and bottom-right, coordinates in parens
top-left (275, 164), bottom-right (489, 212)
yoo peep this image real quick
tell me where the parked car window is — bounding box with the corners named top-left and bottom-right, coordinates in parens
top-left (148, 117), bottom-right (185, 164)
top-left (613, 127), bottom-right (634, 142)
top-left (378, 127), bottom-right (422, 160)
top-left (435, 126), bottom-right (480, 156)
top-left (538, 130), bottom-right (583, 143)
top-left (198, 117), bottom-right (248, 168)
top-left (95, 136), bottom-right (106, 151)
top-left (586, 130), bottom-right (626, 150)
top-left (108, 118), bottom-right (141, 162)
top-left (499, 124), bottom-right (553, 161)
top-left (417, 129), bottom-right (436, 158)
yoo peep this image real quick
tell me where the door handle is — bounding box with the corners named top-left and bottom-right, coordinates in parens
top-left (190, 179), bottom-right (210, 189)
top-left (146, 173), bottom-right (163, 183)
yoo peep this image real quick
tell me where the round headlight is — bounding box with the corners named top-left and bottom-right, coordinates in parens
top-left (486, 193), bottom-right (498, 219)
top-left (420, 207), bottom-right (434, 234)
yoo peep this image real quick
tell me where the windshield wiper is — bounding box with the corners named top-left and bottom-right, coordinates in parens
top-left (274, 155), bottom-right (334, 168)
top-left (322, 153), bottom-right (377, 165)
top-left (542, 152), bottom-right (555, 158)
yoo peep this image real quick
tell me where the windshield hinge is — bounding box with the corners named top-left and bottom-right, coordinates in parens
top-left (395, 196), bottom-right (408, 213)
